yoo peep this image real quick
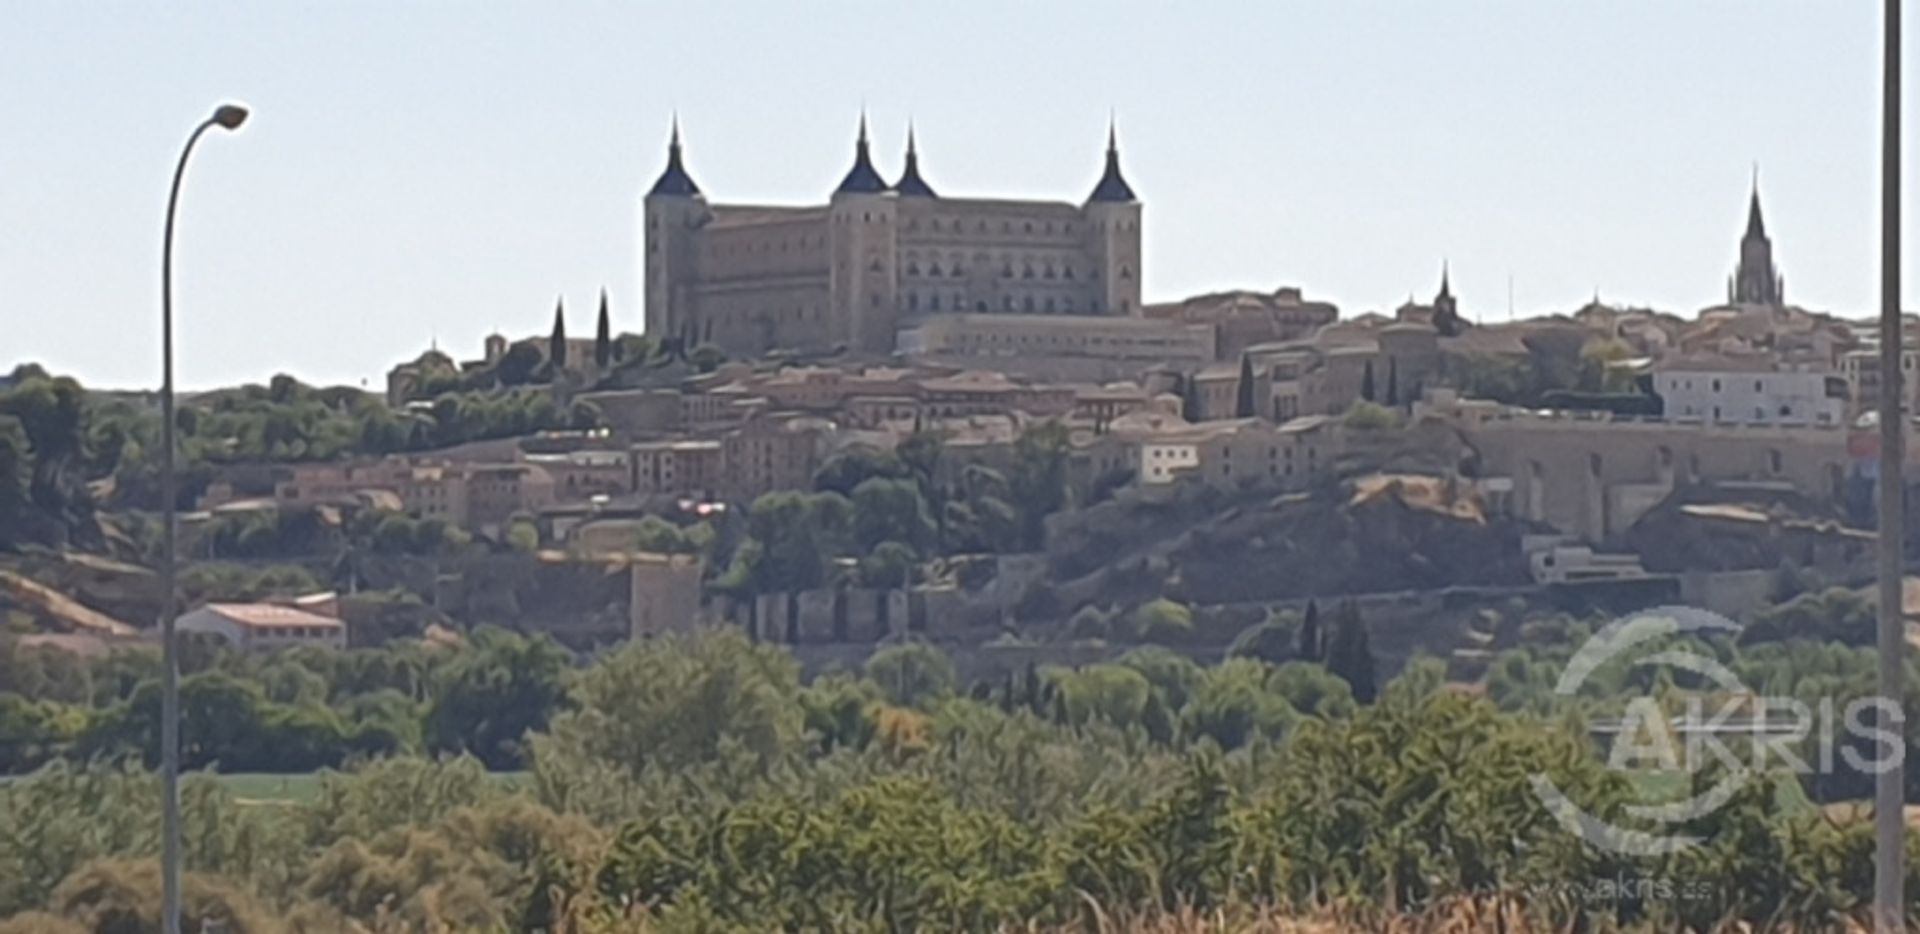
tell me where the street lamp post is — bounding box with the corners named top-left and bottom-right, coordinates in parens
top-left (158, 101), bottom-right (248, 934)
top-left (1876, 0), bottom-right (1905, 929)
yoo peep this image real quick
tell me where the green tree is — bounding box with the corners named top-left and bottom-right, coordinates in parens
top-left (1126, 598), bottom-right (1194, 644)
top-left (0, 416), bottom-right (28, 547)
top-left (1180, 658), bottom-right (1296, 749)
top-left (1053, 664), bottom-right (1151, 727)
top-left (1344, 400), bottom-right (1398, 431)
top-left (850, 476), bottom-right (934, 552)
top-left (689, 343), bottom-right (726, 373)
top-left (594, 288), bottom-right (613, 370)
top-left (505, 520), bottom-right (540, 553)
top-left (549, 297), bottom-right (568, 371)
top-left (532, 628), bottom-right (804, 778)
top-left (425, 627), bottom-right (573, 769)
top-left (1008, 421), bottom-right (1069, 549)
top-left (1234, 354), bottom-right (1257, 418)
top-left (1296, 600), bottom-right (1324, 661)
top-left (1325, 600), bottom-right (1378, 703)
top-left (857, 540), bottom-right (918, 590)
top-left (864, 642), bottom-right (956, 708)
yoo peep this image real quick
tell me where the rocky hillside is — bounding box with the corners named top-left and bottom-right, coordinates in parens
top-left (1044, 474), bottom-right (1538, 611)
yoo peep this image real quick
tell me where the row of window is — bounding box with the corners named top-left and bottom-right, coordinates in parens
top-left (907, 292), bottom-right (1107, 314)
top-left (906, 216), bottom-right (1082, 237)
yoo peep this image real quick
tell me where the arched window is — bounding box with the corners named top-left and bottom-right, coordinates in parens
top-left (1024, 221), bottom-right (1033, 233)
top-left (1120, 265), bottom-right (1133, 280)
top-left (906, 260), bottom-right (920, 276)
top-left (1022, 263), bottom-right (1034, 279)
top-left (1002, 261), bottom-right (1014, 278)
top-left (975, 301), bottom-right (988, 312)
top-left (929, 260), bottom-right (942, 276)
top-left (1063, 265), bottom-right (1074, 280)
top-left (1023, 296), bottom-right (1035, 312)
top-left (907, 293), bottom-right (919, 311)
top-left (929, 294), bottom-right (941, 311)
top-left (1044, 263), bottom-right (1056, 280)
top-left (1044, 298), bottom-right (1056, 313)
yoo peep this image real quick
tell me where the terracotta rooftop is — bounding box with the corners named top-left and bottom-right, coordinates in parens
top-left (202, 603), bottom-right (344, 631)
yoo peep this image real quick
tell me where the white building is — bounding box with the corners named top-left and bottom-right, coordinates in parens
top-left (1137, 439), bottom-right (1201, 484)
top-left (175, 601), bottom-right (347, 652)
top-left (1652, 356), bottom-right (1845, 426)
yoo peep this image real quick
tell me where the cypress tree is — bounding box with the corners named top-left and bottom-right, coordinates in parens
top-left (1326, 600), bottom-right (1378, 704)
top-left (1234, 353), bottom-right (1257, 418)
top-left (594, 288), bottom-right (612, 369)
top-left (1360, 359), bottom-right (1376, 402)
top-left (1295, 599), bottom-right (1324, 662)
top-left (549, 297), bottom-right (568, 370)
top-left (1385, 356), bottom-right (1399, 406)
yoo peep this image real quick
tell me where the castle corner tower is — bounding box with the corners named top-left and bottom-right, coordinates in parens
top-left (827, 113), bottom-right (900, 352)
top-left (1083, 120), bottom-right (1143, 316)
top-left (643, 117), bottom-right (709, 346)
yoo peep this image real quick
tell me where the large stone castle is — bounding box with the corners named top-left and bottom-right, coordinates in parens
top-left (643, 116), bottom-right (1143, 357)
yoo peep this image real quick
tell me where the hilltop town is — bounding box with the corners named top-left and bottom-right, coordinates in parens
top-left (0, 118), bottom-right (1902, 678)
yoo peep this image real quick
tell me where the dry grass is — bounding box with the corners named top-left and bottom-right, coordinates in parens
top-left (1010, 898), bottom-right (1874, 934)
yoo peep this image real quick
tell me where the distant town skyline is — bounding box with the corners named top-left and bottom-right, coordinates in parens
top-left (2, 2), bottom-right (1907, 389)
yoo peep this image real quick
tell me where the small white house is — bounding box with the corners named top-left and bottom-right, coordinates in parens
top-left (1136, 440), bottom-right (1200, 484)
top-left (175, 601), bottom-right (347, 652)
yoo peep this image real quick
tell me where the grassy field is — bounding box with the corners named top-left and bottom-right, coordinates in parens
top-left (216, 770), bottom-right (527, 806)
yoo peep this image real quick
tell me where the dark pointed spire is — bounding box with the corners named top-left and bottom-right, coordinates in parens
top-left (892, 120), bottom-right (937, 197)
top-left (549, 296), bottom-right (568, 369)
top-left (594, 288), bottom-right (612, 369)
top-left (1744, 165), bottom-right (1767, 241)
top-left (835, 110), bottom-right (889, 195)
top-left (1437, 260), bottom-right (1453, 301)
top-left (647, 115), bottom-right (701, 197)
top-left (1086, 115), bottom-right (1137, 203)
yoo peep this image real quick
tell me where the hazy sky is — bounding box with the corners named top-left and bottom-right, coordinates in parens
top-left (0, 2), bottom-right (1907, 390)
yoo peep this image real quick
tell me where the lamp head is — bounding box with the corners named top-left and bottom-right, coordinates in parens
top-left (211, 104), bottom-right (250, 131)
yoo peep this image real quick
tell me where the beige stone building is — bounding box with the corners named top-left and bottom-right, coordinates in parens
top-left (898, 312), bottom-right (1214, 381)
top-left (643, 117), bottom-right (1142, 357)
top-left (630, 552), bottom-right (705, 637)
top-left (629, 414), bottom-right (825, 503)
top-left (1143, 287), bottom-right (1340, 360)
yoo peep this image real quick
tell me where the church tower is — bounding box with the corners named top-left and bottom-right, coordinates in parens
top-left (643, 118), bottom-right (709, 347)
top-left (1082, 120), bottom-right (1143, 316)
top-left (1431, 261), bottom-right (1463, 336)
top-left (827, 113), bottom-right (900, 352)
top-left (1727, 173), bottom-right (1784, 308)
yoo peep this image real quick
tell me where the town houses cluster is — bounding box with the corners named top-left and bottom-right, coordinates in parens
top-left (193, 117), bottom-right (1908, 612)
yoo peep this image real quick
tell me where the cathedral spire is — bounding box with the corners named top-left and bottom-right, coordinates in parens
top-left (893, 120), bottom-right (937, 197)
top-left (834, 109), bottom-right (889, 194)
top-left (1730, 168), bottom-right (1783, 307)
top-left (1086, 114), bottom-right (1137, 203)
top-left (1744, 165), bottom-right (1767, 241)
top-left (647, 114), bottom-right (701, 197)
